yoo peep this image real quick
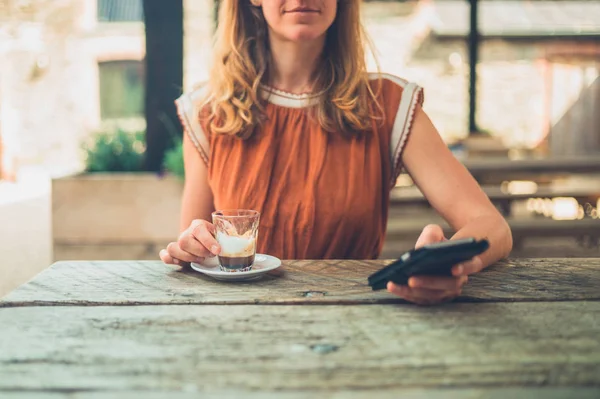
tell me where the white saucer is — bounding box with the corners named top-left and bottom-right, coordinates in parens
top-left (190, 254), bottom-right (282, 282)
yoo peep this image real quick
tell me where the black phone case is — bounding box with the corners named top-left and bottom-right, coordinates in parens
top-left (368, 238), bottom-right (490, 291)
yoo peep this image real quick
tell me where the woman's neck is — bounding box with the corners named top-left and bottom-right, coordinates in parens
top-left (267, 34), bottom-right (325, 95)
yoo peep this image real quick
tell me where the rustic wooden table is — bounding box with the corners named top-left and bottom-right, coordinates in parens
top-left (1, 259), bottom-right (599, 398)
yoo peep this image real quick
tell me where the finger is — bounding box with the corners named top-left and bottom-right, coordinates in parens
top-left (167, 242), bottom-right (202, 263)
top-left (178, 234), bottom-right (214, 258)
top-left (409, 293), bottom-right (458, 305)
top-left (387, 282), bottom-right (458, 305)
top-left (159, 249), bottom-right (175, 264)
top-left (159, 249), bottom-right (191, 267)
top-left (452, 256), bottom-right (484, 276)
top-left (415, 224), bottom-right (447, 249)
top-left (405, 286), bottom-right (459, 301)
top-left (191, 222), bottom-right (221, 255)
top-left (387, 281), bottom-right (410, 300)
top-left (408, 275), bottom-right (468, 291)
top-left (183, 219), bottom-right (212, 241)
top-left (388, 282), bottom-right (460, 301)
top-left (387, 282), bottom-right (460, 303)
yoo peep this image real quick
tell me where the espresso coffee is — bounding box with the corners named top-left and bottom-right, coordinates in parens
top-left (218, 254), bottom-right (255, 271)
top-left (216, 232), bottom-right (256, 272)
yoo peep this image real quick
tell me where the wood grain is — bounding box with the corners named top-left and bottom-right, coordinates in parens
top-left (2, 259), bottom-right (600, 306)
top-left (2, 388), bottom-right (600, 398)
top-left (0, 303), bottom-right (598, 392)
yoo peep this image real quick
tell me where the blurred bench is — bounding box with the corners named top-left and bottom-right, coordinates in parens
top-left (391, 184), bottom-right (600, 216)
top-left (461, 155), bottom-right (600, 184)
top-left (397, 155), bottom-right (600, 186)
top-left (385, 217), bottom-right (600, 249)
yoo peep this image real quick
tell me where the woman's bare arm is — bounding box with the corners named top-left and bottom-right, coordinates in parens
top-left (401, 105), bottom-right (513, 268)
top-left (386, 105), bottom-right (512, 304)
top-left (179, 132), bottom-right (215, 232)
top-left (160, 133), bottom-right (218, 266)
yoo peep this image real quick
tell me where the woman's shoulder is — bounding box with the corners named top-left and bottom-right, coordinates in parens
top-left (175, 82), bottom-right (212, 166)
top-left (366, 73), bottom-right (426, 188)
top-left (367, 72), bottom-right (424, 105)
top-left (176, 81), bottom-right (211, 108)
top-left (368, 72), bottom-right (412, 88)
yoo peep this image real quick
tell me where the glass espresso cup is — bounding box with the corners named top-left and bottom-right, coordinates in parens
top-left (211, 210), bottom-right (260, 272)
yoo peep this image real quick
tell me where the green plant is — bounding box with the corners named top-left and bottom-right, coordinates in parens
top-left (162, 138), bottom-right (184, 179)
top-left (158, 111), bottom-right (185, 179)
top-left (83, 128), bottom-right (146, 173)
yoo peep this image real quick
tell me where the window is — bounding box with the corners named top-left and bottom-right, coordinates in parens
top-left (98, 60), bottom-right (145, 120)
top-left (97, 0), bottom-right (143, 23)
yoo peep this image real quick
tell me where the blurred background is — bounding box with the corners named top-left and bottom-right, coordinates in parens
top-left (1, 0), bottom-right (599, 296)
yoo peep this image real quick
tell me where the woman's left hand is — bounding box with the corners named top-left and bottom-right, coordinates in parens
top-left (386, 224), bottom-right (483, 305)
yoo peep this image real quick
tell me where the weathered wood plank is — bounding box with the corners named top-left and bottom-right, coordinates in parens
top-left (2, 259), bottom-right (600, 306)
top-left (0, 303), bottom-right (599, 392)
top-left (2, 388), bottom-right (600, 398)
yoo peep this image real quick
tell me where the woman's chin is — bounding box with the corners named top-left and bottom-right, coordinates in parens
top-left (280, 27), bottom-right (327, 43)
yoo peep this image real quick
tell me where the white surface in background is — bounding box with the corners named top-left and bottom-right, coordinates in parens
top-left (0, 167), bottom-right (52, 297)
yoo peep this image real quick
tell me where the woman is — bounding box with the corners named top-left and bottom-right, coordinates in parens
top-left (160, 0), bottom-right (513, 305)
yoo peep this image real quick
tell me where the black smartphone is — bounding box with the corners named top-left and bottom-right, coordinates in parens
top-left (368, 238), bottom-right (490, 291)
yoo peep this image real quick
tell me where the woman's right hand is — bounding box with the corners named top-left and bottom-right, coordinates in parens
top-left (159, 219), bottom-right (221, 266)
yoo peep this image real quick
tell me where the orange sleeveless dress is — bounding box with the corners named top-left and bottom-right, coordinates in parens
top-left (176, 74), bottom-right (423, 260)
